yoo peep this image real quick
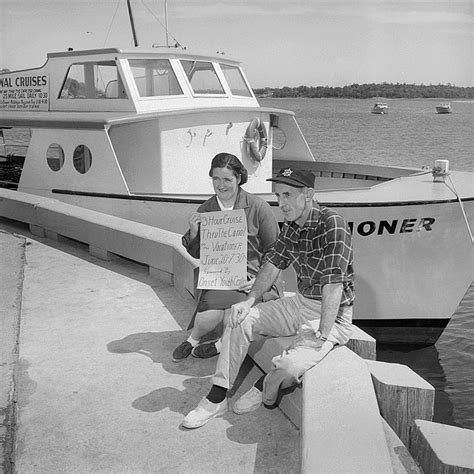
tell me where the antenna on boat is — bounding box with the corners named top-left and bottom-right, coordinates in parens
top-left (164, 0), bottom-right (169, 47)
top-left (126, 0), bottom-right (139, 47)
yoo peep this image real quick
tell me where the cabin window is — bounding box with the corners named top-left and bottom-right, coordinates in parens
top-left (73, 145), bottom-right (92, 174)
top-left (46, 143), bottom-right (65, 171)
top-left (59, 61), bottom-right (127, 99)
top-left (129, 59), bottom-right (183, 97)
top-left (220, 64), bottom-right (252, 97)
top-left (180, 60), bottom-right (225, 95)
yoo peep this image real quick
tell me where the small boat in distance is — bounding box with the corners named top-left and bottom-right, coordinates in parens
top-left (371, 102), bottom-right (389, 114)
top-left (436, 103), bottom-right (452, 114)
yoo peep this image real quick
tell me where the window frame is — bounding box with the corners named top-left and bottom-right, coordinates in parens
top-left (58, 60), bottom-right (128, 100)
top-left (180, 59), bottom-right (227, 97)
top-left (127, 58), bottom-right (185, 99)
top-left (218, 63), bottom-right (253, 97)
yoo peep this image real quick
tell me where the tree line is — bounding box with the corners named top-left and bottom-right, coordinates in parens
top-left (254, 83), bottom-right (473, 99)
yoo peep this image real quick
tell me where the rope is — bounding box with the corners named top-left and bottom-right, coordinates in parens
top-left (103, 0), bottom-right (122, 47)
top-left (404, 168), bottom-right (473, 244)
top-left (445, 174), bottom-right (474, 244)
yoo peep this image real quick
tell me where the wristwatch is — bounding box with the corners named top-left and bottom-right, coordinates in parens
top-left (314, 330), bottom-right (328, 342)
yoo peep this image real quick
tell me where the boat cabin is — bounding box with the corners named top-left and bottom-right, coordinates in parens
top-left (1, 47), bottom-right (259, 113)
top-left (0, 47), bottom-right (313, 197)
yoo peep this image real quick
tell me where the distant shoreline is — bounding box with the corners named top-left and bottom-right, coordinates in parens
top-left (253, 83), bottom-right (473, 100)
top-left (258, 97), bottom-right (474, 102)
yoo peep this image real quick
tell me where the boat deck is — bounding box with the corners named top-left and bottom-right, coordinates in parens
top-left (0, 218), bottom-right (299, 473)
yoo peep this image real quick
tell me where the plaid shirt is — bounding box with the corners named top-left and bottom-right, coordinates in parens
top-left (266, 205), bottom-right (354, 306)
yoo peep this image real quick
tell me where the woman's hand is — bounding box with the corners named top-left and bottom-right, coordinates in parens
top-left (188, 212), bottom-right (202, 240)
top-left (238, 277), bottom-right (255, 293)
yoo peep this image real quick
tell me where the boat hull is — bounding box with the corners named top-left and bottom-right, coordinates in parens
top-left (44, 181), bottom-right (473, 345)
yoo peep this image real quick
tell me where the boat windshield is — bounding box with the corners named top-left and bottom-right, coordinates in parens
top-left (128, 59), bottom-right (183, 97)
top-left (219, 64), bottom-right (252, 97)
top-left (59, 61), bottom-right (128, 99)
top-left (180, 60), bottom-right (225, 95)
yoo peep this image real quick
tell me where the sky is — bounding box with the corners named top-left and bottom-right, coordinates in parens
top-left (0, 0), bottom-right (472, 88)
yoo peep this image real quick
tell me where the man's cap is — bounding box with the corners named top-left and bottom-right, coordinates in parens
top-left (266, 168), bottom-right (315, 188)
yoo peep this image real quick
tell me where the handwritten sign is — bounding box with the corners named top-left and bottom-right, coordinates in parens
top-left (0, 73), bottom-right (49, 111)
top-left (197, 209), bottom-right (247, 290)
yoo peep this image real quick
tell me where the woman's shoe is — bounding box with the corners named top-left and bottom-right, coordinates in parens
top-left (172, 340), bottom-right (193, 362)
top-left (191, 338), bottom-right (222, 359)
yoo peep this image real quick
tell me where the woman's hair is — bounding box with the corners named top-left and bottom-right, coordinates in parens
top-left (209, 153), bottom-right (248, 185)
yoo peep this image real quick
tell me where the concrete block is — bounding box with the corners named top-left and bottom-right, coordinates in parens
top-left (248, 336), bottom-right (301, 427)
top-left (172, 249), bottom-right (199, 302)
top-left (149, 266), bottom-right (173, 285)
top-left (381, 417), bottom-right (422, 474)
top-left (45, 230), bottom-right (69, 242)
top-left (367, 360), bottom-right (434, 446)
top-left (301, 346), bottom-right (393, 473)
top-left (89, 245), bottom-right (113, 261)
top-left (410, 420), bottom-right (474, 473)
top-left (29, 224), bottom-right (45, 237)
top-left (0, 189), bottom-right (50, 225)
top-left (248, 325), bottom-right (377, 427)
top-left (347, 324), bottom-right (376, 360)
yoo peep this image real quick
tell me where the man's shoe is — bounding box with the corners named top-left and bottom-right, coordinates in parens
top-left (172, 340), bottom-right (193, 362)
top-left (233, 386), bottom-right (263, 414)
top-left (182, 398), bottom-right (227, 429)
top-left (191, 339), bottom-right (221, 359)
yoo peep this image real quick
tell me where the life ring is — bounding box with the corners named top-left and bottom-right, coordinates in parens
top-left (244, 118), bottom-right (267, 162)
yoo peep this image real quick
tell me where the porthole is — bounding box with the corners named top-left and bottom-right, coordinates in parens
top-left (73, 145), bottom-right (92, 174)
top-left (46, 143), bottom-right (65, 171)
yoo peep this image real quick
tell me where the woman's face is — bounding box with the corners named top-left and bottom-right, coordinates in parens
top-left (211, 166), bottom-right (240, 203)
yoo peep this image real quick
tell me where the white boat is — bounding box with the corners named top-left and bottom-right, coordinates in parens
top-left (1, 47), bottom-right (473, 346)
top-left (371, 102), bottom-right (389, 114)
top-left (436, 103), bottom-right (452, 114)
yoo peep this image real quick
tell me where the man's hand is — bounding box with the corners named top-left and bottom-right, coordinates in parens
top-left (286, 328), bottom-right (325, 352)
top-left (228, 300), bottom-right (253, 328)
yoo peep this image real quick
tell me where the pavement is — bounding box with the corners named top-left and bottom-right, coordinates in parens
top-left (0, 217), bottom-right (299, 473)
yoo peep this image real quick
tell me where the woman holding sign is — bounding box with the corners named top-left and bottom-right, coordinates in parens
top-left (173, 153), bottom-right (282, 362)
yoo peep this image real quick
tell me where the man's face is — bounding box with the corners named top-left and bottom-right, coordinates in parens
top-left (274, 183), bottom-right (308, 224)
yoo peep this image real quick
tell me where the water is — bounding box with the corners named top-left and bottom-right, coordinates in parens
top-left (261, 97), bottom-right (474, 430)
top-left (3, 98), bottom-right (473, 429)
top-left (261, 97), bottom-right (473, 172)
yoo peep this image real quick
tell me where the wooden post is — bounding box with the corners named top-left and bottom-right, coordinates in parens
top-left (367, 360), bottom-right (434, 446)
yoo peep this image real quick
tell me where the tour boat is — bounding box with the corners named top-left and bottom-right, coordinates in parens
top-left (371, 102), bottom-right (389, 114)
top-left (1, 46), bottom-right (473, 345)
top-left (436, 103), bottom-right (452, 114)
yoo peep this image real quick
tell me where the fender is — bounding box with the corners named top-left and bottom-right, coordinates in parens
top-left (244, 117), bottom-right (267, 162)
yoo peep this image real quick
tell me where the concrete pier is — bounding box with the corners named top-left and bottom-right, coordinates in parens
top-left (2, 189), bottom-right (473, 473)
top-left (0, 220), bottom-right (299, 473)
